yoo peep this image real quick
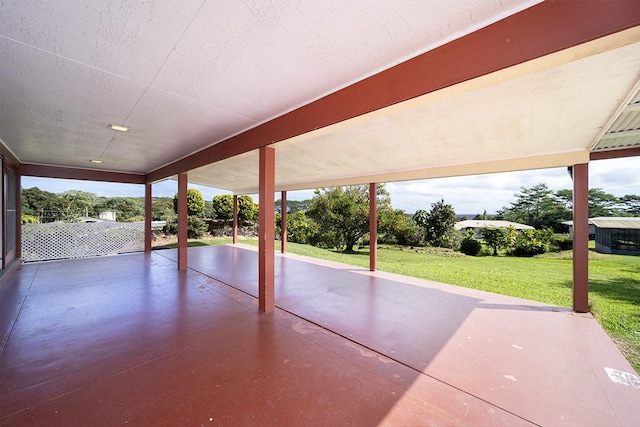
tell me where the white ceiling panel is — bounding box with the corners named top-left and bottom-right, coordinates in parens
top-left (102, 88), bottom-right (258, 171)
top-left (0, 0), bottom-right (203, 84)
top-left (0, 36), bottom-right (146, 167)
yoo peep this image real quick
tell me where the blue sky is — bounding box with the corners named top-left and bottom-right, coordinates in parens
top-left (22, 157), bottom-right (639, 215)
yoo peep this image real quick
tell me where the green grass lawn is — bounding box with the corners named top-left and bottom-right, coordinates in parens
top-left (156, 238), bottom-right (640, 373)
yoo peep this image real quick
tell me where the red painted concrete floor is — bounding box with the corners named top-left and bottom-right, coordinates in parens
top-left (1, 245), bottom-right (638, 426)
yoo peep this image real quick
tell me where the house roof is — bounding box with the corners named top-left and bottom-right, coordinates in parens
top-left (2, 1), bottom-right (640, 192)
top-left (588, 217), bottom-right (640, 229)
top-left (454, 220), bottom-right (534, 231)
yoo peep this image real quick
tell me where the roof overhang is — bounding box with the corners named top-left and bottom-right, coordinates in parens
top-left (2, 1), bottom-right (640, 190)
top-left (189, 25), bottom-right (640, 193)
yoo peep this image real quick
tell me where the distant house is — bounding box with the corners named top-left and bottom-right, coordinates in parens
top-left (454, 220), bottom-right (534, 237)
top-left (99, 211), bottom-right (117, 221)
top-left (590, 217), bottom-right (640, 256)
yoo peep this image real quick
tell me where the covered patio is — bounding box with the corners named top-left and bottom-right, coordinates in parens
top-left (2, 1), bottom-right (640, 425)
top-left (1, 244), bottom-right (638, 425)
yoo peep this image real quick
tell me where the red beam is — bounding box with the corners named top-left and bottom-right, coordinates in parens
top-left (1, 162), bottom-right (5, 268)
top-left (0, 144), bottom-right (20, 168)
top-left (590, 147), bottom-right (640, 161)
top-left (15, 169), bottom-right (22, 260)
top-left (146, 1), bottom-right (640, 183)
top-left (258, 147), bottom-right (275, 313)
top-left (177, 173), bottom-right (188, 271)
top-left (572, 163), bottom-right (589, 313)
top-left (22, 163), bottom-right (145, 184)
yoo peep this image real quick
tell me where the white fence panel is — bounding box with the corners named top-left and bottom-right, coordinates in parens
top-left (22, 222), bottom-right (145, 262)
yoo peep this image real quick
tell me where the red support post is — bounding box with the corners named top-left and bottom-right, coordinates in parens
top-left (572, 163), bottom-right (589, 313)
top-left (369, 183), bottom-right (377, 272)
top-left (15, 168), bottom-right (21, 260)
top-left (144, 183), bottom-right (152, 253)
top-left (232, 195), bottom-right (238, 244)
top-left (281, 191), bottom-right (287, 254)
top-left (1, 160), bottom-right (5, 269)
top-left (177, 173), bottom-right (188, 271)
top-left (258, 147), bottom-right (275, 313)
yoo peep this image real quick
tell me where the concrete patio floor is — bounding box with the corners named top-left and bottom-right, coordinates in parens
top-left (1, 244), bottom-right (638, 426)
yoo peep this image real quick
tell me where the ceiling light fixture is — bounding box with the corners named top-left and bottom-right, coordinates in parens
top-left (90, 159), bottom-right (103, 164)
top-left (107, 123), bottom-right (129, 132)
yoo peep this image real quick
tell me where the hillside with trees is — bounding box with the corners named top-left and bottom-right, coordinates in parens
top-left (21, 182), bottom-right (639, 256)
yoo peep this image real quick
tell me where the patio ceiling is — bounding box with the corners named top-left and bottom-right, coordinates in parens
top-left (1, 1), bottom-right (640, 192)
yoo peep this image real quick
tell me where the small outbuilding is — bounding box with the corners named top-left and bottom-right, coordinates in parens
top-left (590, 217), bottom-right (640, 256)
top-left (562, 220), bottom-right (596, 239)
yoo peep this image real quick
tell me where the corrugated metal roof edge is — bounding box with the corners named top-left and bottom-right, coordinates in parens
top-left (589, 217), bottom-right (640, 229)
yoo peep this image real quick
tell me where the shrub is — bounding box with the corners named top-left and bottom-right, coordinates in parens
top-left (237, 195), bottom-right (258, 223)
top-left (287, 211), bottom-right (317, 244)
top-left (124, 215), bottom-right (145, 222)
top-left (480, 227), bottom-right (506, 256)
top-left (211, 194), bottom-right (234, 224)
top-left (173, 189), bottom-right (205, 217)
top-left (551, 234), bottom-right (573, 251)
top-left (21, 214), bottom-right (40, 224)
top-left (459, 237), bottom-right (482, 256)
top-left (163, 216), bottom-right (207, 239)
top-left (509, 228), bottom-right (553, 257)
top-left (187, 217), bottom-right (207, 239)
top-left (392, 219), bottom-right (425, 247)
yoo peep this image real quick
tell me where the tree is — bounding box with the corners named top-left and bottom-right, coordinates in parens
top-left (173, 189), bottom-right (205, 217)
top-left (481, 227), bottom-right (506, 256)
top-left (473, 210), bottom-right (491, 220)
top-left (21, 187), bottom-right (66, 222)
top-left (151, 198), bottom-right (174, 221)
top-left (555, 189), bottom-right (573, 211)
top-left (238, 195), bottom-right (258, 223)
top-left (211, 194), bottom-right (234, 224)
top-left (621, 194), bottom-right (640, 215)
top-left (496, 183), bottom-right (570, 231)
top-left (555, 188), bottom-right (623, 217)
top-left (95, 197), bottom-right (144, 221)
top-left (275, 199), bottom-right (311, 214)
top-left (414, 199), bottom-right (457, 248)
top-left (210, 194), bottom-right (258, 224)
top-left (388, 213), bottom-right (425, 246)
top-left (377, 208), bottom-right (423, 246)
top-left (508, 228), bottom-right (553, 257)
top-left (276, 210), bottom-right (317, 244)
top-left (588, 188), bottom-right (618, 217)
top-left (307, 184), bottom-right (392, 253)
top-left (60, 190), bottom-right (100, 219)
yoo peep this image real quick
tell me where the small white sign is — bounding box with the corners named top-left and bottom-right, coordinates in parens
top-left (605, 367), bottom-right (640, 389)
